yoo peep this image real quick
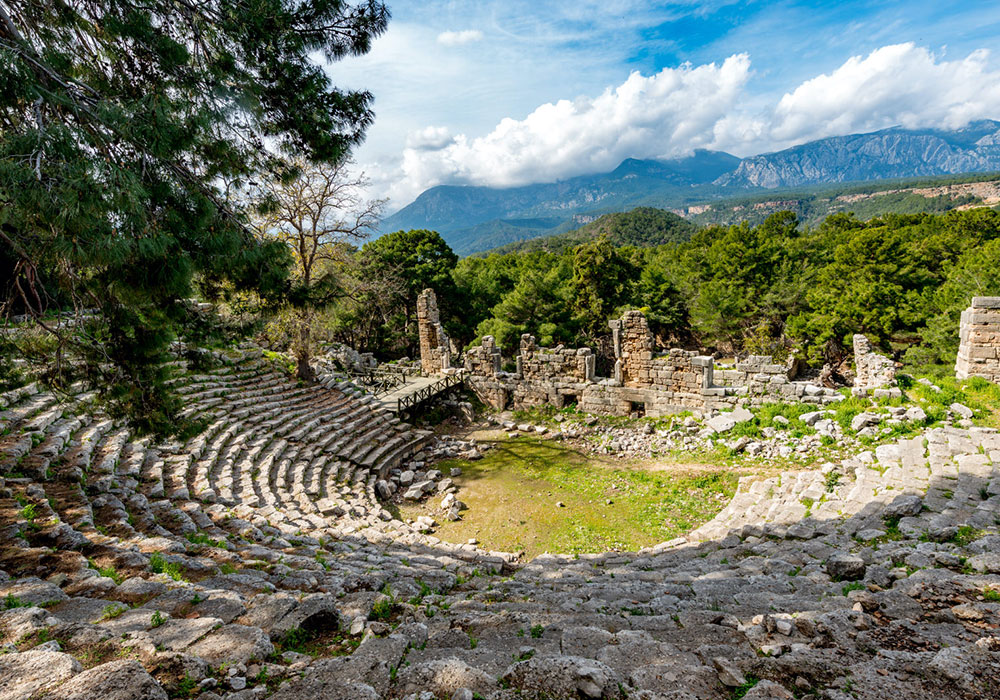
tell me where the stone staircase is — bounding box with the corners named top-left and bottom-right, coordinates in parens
top-left (2, 357), bottom-right (1000, 699)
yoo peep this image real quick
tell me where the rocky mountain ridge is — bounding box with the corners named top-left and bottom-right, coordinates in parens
top-left (718, 121), bottom-right (1000, 188)
top-left (381, 121), bottom-right (1000, 255)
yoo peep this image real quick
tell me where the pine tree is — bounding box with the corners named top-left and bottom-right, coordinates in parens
top-left (0, 0), bottom-right (389, 434)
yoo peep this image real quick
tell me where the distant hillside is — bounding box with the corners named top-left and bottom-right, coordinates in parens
top-left (717, 120), bottom-right (1000, 189)
top-left (379, 120), bottom-right (1000, 256)
top-left (685, 173), bottom-right (1000, 228)
top-left (446, 218), bottom-right (567, 256)
top-left (479, 174), bottom-right (1000, 255)
top-left (380, 150), bottom-right (738, 254)
top-left (485, 207), bottom-right (697, 255)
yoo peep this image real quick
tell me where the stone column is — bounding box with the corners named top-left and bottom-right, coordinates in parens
top-left (618, 311), bottom-right (653, 387)
top-left (416, 288), bottom-right (451, 375)
top-left (956, 297), bottom-right (1000, 382)
top-left (853, 334), bottom-right (896, 390)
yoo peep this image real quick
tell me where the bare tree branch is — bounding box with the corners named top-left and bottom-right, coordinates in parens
top-left (253, 158), bottom-right (385, 378)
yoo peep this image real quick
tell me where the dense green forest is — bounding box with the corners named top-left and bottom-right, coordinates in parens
top-left (325, 207), bottom-right (1000, 371)
top-left (0, 0), bottom-right (390, 434)
top-left (487, 207), bottom-right (697, 255)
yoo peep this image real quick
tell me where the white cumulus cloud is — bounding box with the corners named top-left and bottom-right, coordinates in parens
top-left (376, 43), bottom-right (1000, 207)
top-left (436, 29), bottom-right (484, 46)
top-left (768, 43), bottom-right (1000, 145)
top-left (399, 53), bottom-right (752, 191)
top-left (405, 126), bottom-right (455, 150)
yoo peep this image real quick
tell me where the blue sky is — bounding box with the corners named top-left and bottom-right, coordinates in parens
top-left (329, 1), bottom-right (1000, 209)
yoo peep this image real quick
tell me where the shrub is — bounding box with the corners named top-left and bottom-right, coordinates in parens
top-left (3, 594), bottom-right (29, 610)
top-left (101, 604), bottom-right (125, 620)
top-left (842, 582), bottom-right (866, 596)
top-left (369, 597), bottom-right (397, 621)
top-left (149, 552), bottom-right (185, 581)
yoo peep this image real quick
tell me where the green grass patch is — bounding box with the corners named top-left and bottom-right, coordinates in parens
top-left (951, 525), bottom-right (984, 547)
top-left (842, 581), bottom-right (866, 596)
top-left (730, 675), bottom-right (760, 699)
top-left (400, 438), bottom-right (737, 557)
top-left (100, 604), bottom-right (125, 620)
top-left (185, 532), bottom-right (222, 548)
top-left (727, 402), bottom-right (819, 439)
top-left (87, 559), bottom-right (125, 584)
top-left (272, 626), bottom-right (362, 658)
top-left (900, 367), bottom-right (1000, 428)
top-left (149, 552), bottom-right (186, 582)
top-left (3, 594), bottom-right (29, 610)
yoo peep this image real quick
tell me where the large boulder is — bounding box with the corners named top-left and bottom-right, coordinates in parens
top-left (0, 578), bottom-right (68, 607)
top-left (0, 605), bottom-right (55, 644)
top-left (45, 660), bottom-right (167, 700)
top-left (394, 658), bottom-right (497, 697)
top-left (269, 678), bottom-right (378, 700)
top-left (187, 623), bottom-right (274, 666)
top-left (951, 403), bottom-right (975, 419)
top-left (743, 679), bottom-right (795, 699)
top-left (706, 407), bottom-right (754, 434)
top-left (825, 554), bottom-right (866, 581)
top-left (500, 656), bottom-right (622, 699)
top-left (850, 412), bottom-right (881, 432)
top-left (0, 649), bottom-right (81, 700)
top-left (237, 592), bottom-right (339, 640)
top-left (883, 495), bottom-right (923, 519)
top-left (113, 577), bottom-right (166, 604)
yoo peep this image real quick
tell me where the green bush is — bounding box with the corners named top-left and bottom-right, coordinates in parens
top-left (149, 552), bottom-right (185, 581)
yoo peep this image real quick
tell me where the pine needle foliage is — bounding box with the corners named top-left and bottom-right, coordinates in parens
top-left (0, 0), bottom-right (389, 435)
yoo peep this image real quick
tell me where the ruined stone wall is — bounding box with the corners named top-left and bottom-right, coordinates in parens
top-left (613, 311), bottom-right (655, 385)
top-left (466, 335), bottom-right (501, 377)
top-left (462, 307), bottom-right (840, 417)
top-left (956, 297), bottom-right (1000, 383)
top-left (465, 336), bottom-right (508, 410)
top-left (459, 292), bottom-right (993, 416)
top-left (614, 311), bottom-right (713, 391)
top-left (713, 357), bottom-right (785, 388)
top-left (713, 356), bottom-right (831, 403)
top-left (505, 334), bottom-right (595, 410)
top-left (853, 334), bottom-right (896, 390)
top-left (517, 334), bottom-right (595, 383)
top-left (416, 288), bottom-right (451, 375)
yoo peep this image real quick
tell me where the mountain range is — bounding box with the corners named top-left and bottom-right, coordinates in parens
top-left (379, 120), bottom-right (1000, 256)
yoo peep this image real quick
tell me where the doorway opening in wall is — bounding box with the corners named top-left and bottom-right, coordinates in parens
top-left (563, 394), bottom-right (580, 411)
top-left (629, 401), bottom-right (646, 418)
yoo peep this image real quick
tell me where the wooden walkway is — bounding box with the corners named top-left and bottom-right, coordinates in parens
top-left (373, 373), bottom-right (465, 414)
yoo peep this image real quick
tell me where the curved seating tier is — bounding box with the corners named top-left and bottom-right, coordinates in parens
top-left (2, 356), bottom-right (1000, 699)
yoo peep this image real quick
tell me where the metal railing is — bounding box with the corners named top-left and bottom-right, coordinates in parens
top-left (345, 366), bottom-right (408, 396)
top-left (397, 373), bottom-right (465, 415)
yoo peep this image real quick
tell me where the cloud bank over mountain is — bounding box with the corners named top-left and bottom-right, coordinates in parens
top-left (381, 43), bottom-right (1000, 207)
top-left (768, 44), bottom-right (1000, 142)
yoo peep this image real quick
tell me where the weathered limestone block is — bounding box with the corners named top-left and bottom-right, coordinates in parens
top-left (956, 297), bottom-right (1000, 383)
top-left (854, 334), bottom-right (896, 389)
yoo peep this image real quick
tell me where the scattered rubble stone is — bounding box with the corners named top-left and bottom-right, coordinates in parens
top-left (1, 320), bottom-right (1000, 700)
